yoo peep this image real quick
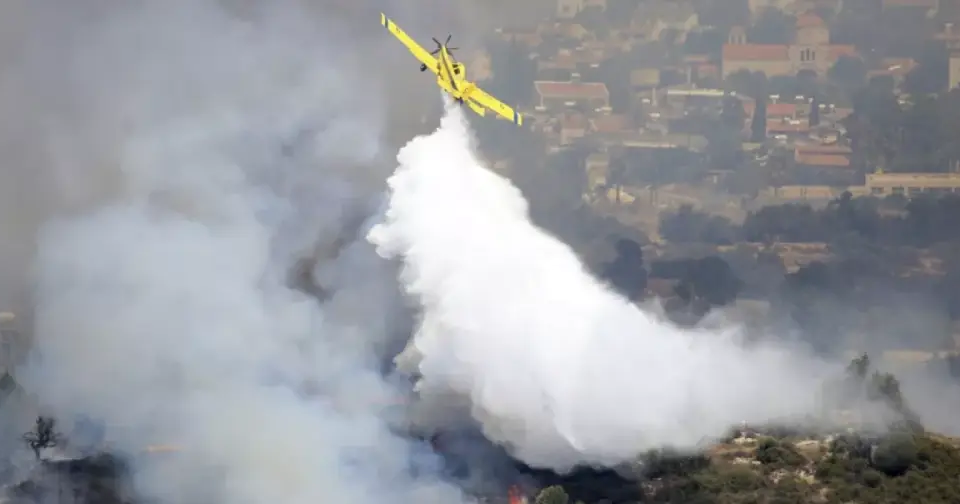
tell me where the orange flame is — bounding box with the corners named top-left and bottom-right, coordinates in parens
top-left (508, 486), bottom-right (523, 504)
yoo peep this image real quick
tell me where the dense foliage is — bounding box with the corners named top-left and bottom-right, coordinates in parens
top-left (534, 434), bottom-right (960, 504)
top-left (530, 357), bottom-right (960, 504)
top-left (660, 192), bottom-right (960, 249)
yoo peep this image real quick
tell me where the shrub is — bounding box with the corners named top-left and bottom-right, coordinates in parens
top-left (755, 437), bottom-right (806, 468)
top-left (534, 486), bottom-right (569, 504)
top-left (872, 433), bottom-right (919, 476)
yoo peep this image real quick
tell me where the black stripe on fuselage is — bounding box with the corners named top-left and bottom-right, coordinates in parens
top-left (439, 52), bottom-right (458, 92)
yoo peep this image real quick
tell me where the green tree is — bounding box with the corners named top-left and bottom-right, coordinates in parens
top-left (809, 96), bottom-right (820, 127)
top-left (600, 238), bottom-right (648, 300)
top-left (683, 28), bottom-right (726, 59)
top-left (725, 69), bottom-right (768, 99)
top-left (605, 0), bottom-right (641, 26)
top-left (871, 433), bottom-right (918, 476)
top-left (896, 95), bottom-right (946, 172)
top-left (844, 80), bottom-right (903, 173)
top-left (707, 127), bottom-right (745, 171)
top-left (670, 256), bottom-right (743, 312)
top-left (902, 41), bottom-right (950, 96)
top-left (751, 99), bottom-right (767, 142)
top-left (720, 95), bottom-right (745, 129)
top-left (847, 353), bottom-right (870, 380)
top-left (939, 89), bottom-right (960, 172)
top-left (828, 55), bottom-right (868, 91)
top-left (605, 156), bottom-right (627, 203)
top-left (486, 39), bottom-right (536, 107)
top-left (596, 54), bottom-right (633, 111)
top-left (755, 437), bottom-right (806, 468)
top-left (574, 6), bottom-right (608, 38)
top-left (868, 372), bottom-right (905, 411)
top-left (748, 8), bottom-right (797, 44)
top-left (659, 205), bottom-right (739, 244)
top-left (696, 0), bottom-right (750, 31)
top-left (535, 486), bottom-right (570, 504)
top-left (795, 69), bottom-right (820, 97)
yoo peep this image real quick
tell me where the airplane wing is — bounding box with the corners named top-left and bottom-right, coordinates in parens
top-left (469, 86), bottom-right (523, 126)
top-left (465, 99), bottom-right (487, 118)
top-left (380, 13), bottom-right (438, 75)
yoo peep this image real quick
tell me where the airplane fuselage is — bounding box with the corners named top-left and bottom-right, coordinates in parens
top-left (420, 47), bottom-right (472, 102)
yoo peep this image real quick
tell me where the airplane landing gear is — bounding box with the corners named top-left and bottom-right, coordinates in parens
top-left (419, 64), bottom-right (427, 72)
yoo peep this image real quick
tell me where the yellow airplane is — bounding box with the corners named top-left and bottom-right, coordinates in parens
top-left (379, 13), bottom-right (523, 126)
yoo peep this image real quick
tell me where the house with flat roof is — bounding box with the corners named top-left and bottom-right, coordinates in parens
top-left (865, 173), bottom-right (960, 197)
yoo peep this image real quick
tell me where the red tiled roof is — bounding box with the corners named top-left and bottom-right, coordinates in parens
top-left (882, 57), bottom-right (917, 68)
top-left (684, 54), bottom-right (711, 64)
top-left (743, 101), bottom-right (797, 117)
top-left (883, 0), bottom-right (937, 7)
top-left (590, 114), bottom-right (632, 134)
top-left (828, 45), bottom-right (859, 60)
top-left (722, 44), bottom-right (789, 61)
top-left (832, 107), bottom-right (853, 120)
top-left (796, 154), bottom-right (851, 167)
top-left (767, 120), bottom-right (810, 133)
top-left (561, 113), bottom-right (589, 129)
top-left (795, 145), bottom-right (853, 155)
top-left (539, 54), bottom-right (579, 70)
top-left (535, 81), bottom-right (609, 99)
top-left (698, 63), bottom-right (719, 75)
top-left (767, 103), bottom-right (797, 116)
top-left (796, 13), bottom-right (825, 28)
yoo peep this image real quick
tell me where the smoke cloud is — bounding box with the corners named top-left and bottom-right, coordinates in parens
top-left (2, 0), bottom-right (912, 501)
top-left (369, 104), bottom-right (840, 472)
top-left (12, 1), bottom-right (465, 504)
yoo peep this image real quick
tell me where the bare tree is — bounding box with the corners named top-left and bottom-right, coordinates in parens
top-left (22, 416), bottom-right (61, 460)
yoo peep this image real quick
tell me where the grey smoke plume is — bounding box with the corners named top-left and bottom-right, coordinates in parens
top-left (11, 1), bottom-right (465, 504)
top-left (370, 104), bottom-right (841, 472)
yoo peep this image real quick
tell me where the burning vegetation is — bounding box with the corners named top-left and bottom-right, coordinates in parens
top-left (4, 351), bottom-right (960, 504)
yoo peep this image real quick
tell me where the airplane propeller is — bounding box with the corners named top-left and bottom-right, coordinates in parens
top-left (429, 34), bottom-right (458, 58)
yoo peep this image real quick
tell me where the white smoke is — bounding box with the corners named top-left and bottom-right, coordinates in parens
top-left (16, 2), bottom-right (465, 504)
top-left (369, 104), bottom-right (839, 472)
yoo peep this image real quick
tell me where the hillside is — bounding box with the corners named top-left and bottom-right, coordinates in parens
top-left (650, 430), bottom-right (960, 504)
top-left (4, 358), bottom-right (959, 504)
top-left (529, 355), bottom-right (960, 504)
top-left (529, 429), bottom-right (960, 504)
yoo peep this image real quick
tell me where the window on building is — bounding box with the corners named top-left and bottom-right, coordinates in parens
top-left (892, 186), bottom-right (905, 195)
top-left (871, 187), bottom-right (883, 195)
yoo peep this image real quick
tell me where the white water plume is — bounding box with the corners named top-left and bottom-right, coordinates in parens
top-left (369, 103), bottom-right (837, 472)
